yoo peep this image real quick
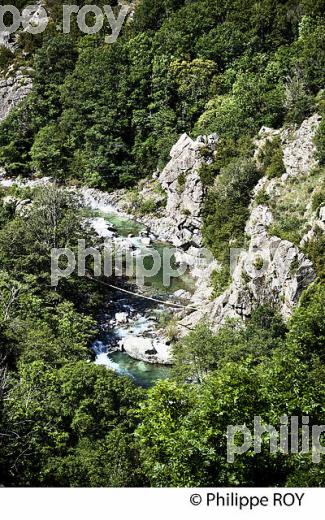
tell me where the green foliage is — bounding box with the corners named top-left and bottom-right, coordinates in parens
top-left (177, 171), bottom-right (186, 190)
top-left (136, 290), bottom-right (325, 487)
top-left (211, 265), bottom-right (231, 297)
top-left (255, 189), bottom-right (270, 206)
top-left (253, 256), bottom-right (265, 270)
top-left (0, 186), bottom-right (83, 282)
top-left (311, 178), bottom-right (325, 212)
top-left (315, 116), bottom-right (325, 165)
top-left (0, 0), bottom-right (324, 489)
top-left (195, 66), bottom-right (285, 139)
top-left (2, 361), bottom-right (144, 486)
top-left (136, 360), bottom-right (287, 487)
top-left (1, 0), bottom-right (321, 188)
top-left (268, 222), bottom-right (300, 244)
top-left (0, 186), bottom-right (323, 487)
top-left (296, 22), bottom-right (325, 94)
top-left (199, 136), bottom-right (254, 186)
top-left (0, 45), bottom-right (14, 72)
top-left (0, 99), bottom-right (36, 176)
top-left (198, 163), bottom-right (216, 187)
top-left (203, 158), bottom-right (260, 263)
top-left (267, 167), bottom-right (325, 245)
top-left (135, 380), bottom-right (206, 487)
top-left (172, 306), bottom-right (287, 383)
top-left (284, 69), bottom-right (314, 125)
top-left (133, 0), bottom-right (186, 32)
top-left (126, 189), bottom-right (161, 216)
top-left (30, 123), bottom-right (69, 179)
top-left (20, 301), bottom-right (97, 366)
top-left (258, 136), bottom-right (286, 179)
top-left (170, 58), bottom-right (216, 128)
top-left (303, 227), bottom-right (325, 280)
top-left (138, 199), bottom-right (157, 215)
top-left (286, 282), bottom-right (325, 360)
top-left (172, 322), bottom-right (220, 383)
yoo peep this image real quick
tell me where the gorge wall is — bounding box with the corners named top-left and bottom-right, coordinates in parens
top-left (179, 114), bottom-right (322, 332)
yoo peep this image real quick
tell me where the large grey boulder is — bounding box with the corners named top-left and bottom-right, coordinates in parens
top-left (119, 335), bottom-right (172, 365)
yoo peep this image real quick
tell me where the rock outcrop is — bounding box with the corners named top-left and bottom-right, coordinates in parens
top-left (0, 31), bottom-right (16, 51)
top-left (180, 115), bottom-right (322, 333)
top-left (0, 68), bottom-right (32, 122)
top-left (148, 133), bottom-right (218, 248)
top-left (255, 114), bottom-right (321, 182)
top-left (80, 135), bottom-right (221, 304)
top-left (180, 205), bottom-right (316, 333)
top-left (81, 133), bottom-right (219, 251)
top-left (282, 114), bottom-right (321, 178)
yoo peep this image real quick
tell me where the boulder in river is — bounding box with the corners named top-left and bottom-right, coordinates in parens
top-left (119, 335), bottom-right (172, 365)
top-left (115, 312), bottom-right (129, 325)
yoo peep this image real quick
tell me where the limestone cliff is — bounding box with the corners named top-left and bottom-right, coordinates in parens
top-left (155, 133), bottom-right (218, 248)
top-left (179, 114), bottom-right (323, 332)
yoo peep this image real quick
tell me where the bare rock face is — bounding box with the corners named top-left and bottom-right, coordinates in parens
top-left (282, 114), bottom-right (321, 178)
top-left (0, 31), bottom-right (17, 52)
top-left (153, 133), bottom-right (218, 248)
top-left (180, 205), bottom-right (316, 333)
top-left (255, 114), bottom-right (321, 180)
top-left (0, 69), bottom-right (32, 122)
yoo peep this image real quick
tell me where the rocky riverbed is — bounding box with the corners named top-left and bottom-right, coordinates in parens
top-left (84, 204), bottom-right (196, 370)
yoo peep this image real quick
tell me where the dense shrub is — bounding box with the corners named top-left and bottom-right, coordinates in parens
top-left (315, 116), bottom-right (325, 165)
top-left (211, 265), bottom-right (231, 297)
top-left (258, 136), bottom-right (286, 179)
top-left (139, 199), bottom-right (157, 215)
top-left (0, 45), bottom-right (14, 71)
top-left (203, 158), bottom-right (260, 263)
top-left (303, 227), bottom-right (325, 280)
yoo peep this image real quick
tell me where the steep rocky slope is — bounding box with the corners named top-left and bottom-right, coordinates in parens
top-left (0, 24), bottom-right (33, 122)
top-left (180, 114), bottom-right (323, 332)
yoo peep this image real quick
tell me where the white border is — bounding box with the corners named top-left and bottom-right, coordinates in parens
top-left (0, 487), bottom-right (323, 520)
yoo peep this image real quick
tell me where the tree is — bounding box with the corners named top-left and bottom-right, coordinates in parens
top-left (136, 380), bottom-right (210, 487)
top-left (170, 59), bottom-right (216, 128)
top-left (31, 124), bottom-right (69, 180)
top-left (172, 306), bottom-right (286, 382)
top-left (172, 322), bottom-right (220, 383)
top-left (20, 301), bottom-right (96, 366)
top-left (285, 282), bottom-right (325, 362)
top-left (203, 158), bottom-right (260, 265)
top-left (1, 361), bottom-right (144, 486)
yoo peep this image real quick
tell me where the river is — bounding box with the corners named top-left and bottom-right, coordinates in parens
top-left (89, 208), bottom-right (195, 387)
